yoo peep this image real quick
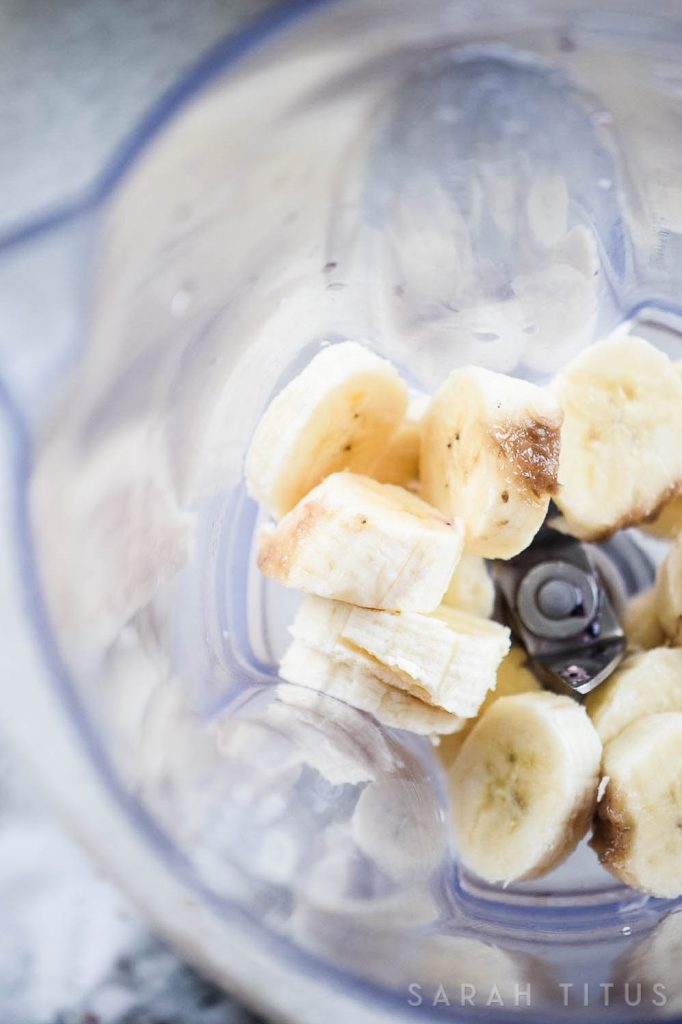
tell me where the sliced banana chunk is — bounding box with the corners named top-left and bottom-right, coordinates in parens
top-left (655, 533), bottom-right (682, 645)
top-left (449, 692), bottom-right (601, 884)
top-left (421, 366), bottom-right (562, 558)
top-left (622, 587), bottom-right (665, 651)
top-left (436, 645), bottom-right (541, 768)
top-left (442, 553), bottom-right (495, 618)
top-left (289, 596), bottom-right (510, 716)
top-left (245, 341), bottom-right (409, 518)
top-left (258, 473), bottom-right (463, 613)
top-left (586, 647), bottom-right (682, 744)
top-left (591, 712), bottom-right (682, 897)
top-left (279, 642), bottom-right (463, 736)
top-left (552, 335), bottom-right (682, 540)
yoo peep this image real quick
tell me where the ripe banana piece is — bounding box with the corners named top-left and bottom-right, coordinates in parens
top-left (449, 691), bottom-right (602, 884)
top-left (258, 472), bottom-right (463, 612)
top-left (288, 596), bottom-right (510, 716)
top-left (279, 641), bottom-right (464, 736)
top-left (245, 341), bottom-right (409, 518)
top-left (552, 335), bottom-right (682, 540)
top-left (585, 647), bottom-right (682, 744)
top-left (591, 712), bottom-right (682, 897)
top-left (436, 644), bottom-right (541, 768)
top-left (442, 553), bottom-right (495, 618)
top-left (655, 533), bottom-right (682, 644)
top-left (621, 587), bottom-right (665, 651)
top-left (421, 366), bottom-right (562, 558)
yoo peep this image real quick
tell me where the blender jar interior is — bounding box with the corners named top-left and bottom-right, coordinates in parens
top-left (8, 0), bottom-right (682, 1019)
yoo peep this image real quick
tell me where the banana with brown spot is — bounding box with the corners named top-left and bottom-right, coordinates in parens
top-left (421, 366), bottom-right (562, 559)
top-left (258, 472), bottom-right (464, 612)
top-left (591, 712), bottom-right (682, 897)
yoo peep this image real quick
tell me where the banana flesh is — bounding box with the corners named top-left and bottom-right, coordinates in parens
top-left (553, 336), bottom-right (682, 540)
top-left (421, 366), bottom-right (562, 558)
top-left (449, 692), bottom-right (601, 884)
top-left (442, 553), bottom-right (495, 618)
top-left (287, 596), bottom-right (510, 717)
top-left (655, 533), bottom-right (682, 645)
top-left (586, 647), bottom-right (682, 744)
top-left (279, 641), bottom-right (464, 736)
top-left (258, 472), bottom-right (463, 612)
top-left (245, 341), bottom-right (409, 518)
top-left (437, 645), bottom-right (542, 768)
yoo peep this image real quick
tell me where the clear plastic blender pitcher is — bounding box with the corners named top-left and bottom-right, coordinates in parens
top-left (2, 0), bottom-right (682, 1020)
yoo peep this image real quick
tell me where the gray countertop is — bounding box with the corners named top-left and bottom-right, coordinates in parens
top-left (0, 3), bottom-right (281, 1021)
top-left (0, 0), bottom-right (279, 234)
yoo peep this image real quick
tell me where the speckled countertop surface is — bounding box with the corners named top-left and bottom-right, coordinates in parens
top-left (0, 2), bottom-right (282, 1021)
top-left (0, 738), bottom-right (268, 1024)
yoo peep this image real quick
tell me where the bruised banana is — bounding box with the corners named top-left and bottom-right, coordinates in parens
top-left (421, 366), bottom-right (562, 558)
top-left (449, 692), bottom-right (601, 884)
top-left (258, 472), bottom-right (463, 612)
top-left (591, 712), bottom-right (682, 897)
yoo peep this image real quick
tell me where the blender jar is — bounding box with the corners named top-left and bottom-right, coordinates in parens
top-left (2, 0), bottom-right (682, 1020)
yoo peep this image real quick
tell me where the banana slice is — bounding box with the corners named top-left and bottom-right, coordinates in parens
top-left (655, 533), bottom-right (682, 644)
top-left (245, 341), bottom-right (409, 518)
top-left (622, 587), bottom-right (665, 651)
top-left (591, 712), bottom-right (682, 897)
top-left (421, 366), bottom-right (562, 558)
top-left (552, 335), bottom-right (682, 540)
top-left (279, 641), bottom-right (464, 736)
top-left (641, 496), bottom-right (682, 539)
top-left (436, 645), bottom-right (541, 768)
top-left (449, 691), bottom-right (601, 884)
top-left (258, 473), bottom-right (463, 612)
top-left (289, 596), bottom-right (510, 716)
top-left (442, 553), bottom-right (495, 618)
top-left (585, 647), bottom-right (682, 744)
